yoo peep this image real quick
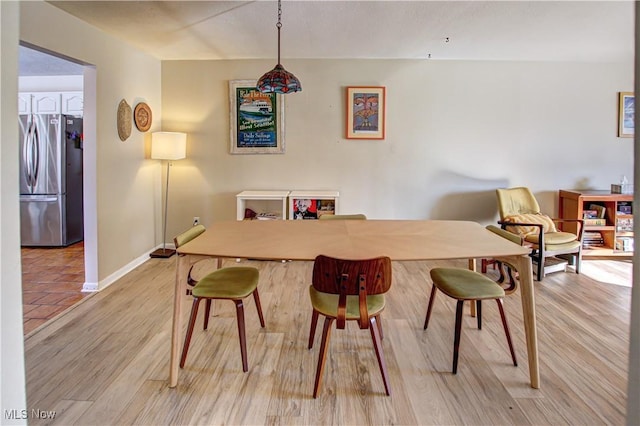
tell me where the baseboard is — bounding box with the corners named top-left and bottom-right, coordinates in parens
top-left (82, 243), bottom-right (175, 292)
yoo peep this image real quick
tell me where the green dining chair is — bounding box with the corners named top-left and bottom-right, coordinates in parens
top-left (423, 267), bottom-right (517, 374)
top-left (318, 213), bottom-right (367, 220)
top-left (174, 225), bottom-right (266, 372)
top-left (308, 255), bottom-right (393, 398)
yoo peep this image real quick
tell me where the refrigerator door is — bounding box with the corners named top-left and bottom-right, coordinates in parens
top-left (19, 114), bottom-right (62, 195)
top-left (20, 194), bottom-right (65, 246)
top-left (64, 116), bottom-right (83, 244)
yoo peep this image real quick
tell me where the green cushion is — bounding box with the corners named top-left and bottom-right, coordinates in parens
top-left (309, 286), bottom-right (385, 318)
top-left (192, 267), bottom-right (259, 299)
top-left (430, 268), bottom-right (505, 300)
top-left (524, 231), bottom-right (578, 246)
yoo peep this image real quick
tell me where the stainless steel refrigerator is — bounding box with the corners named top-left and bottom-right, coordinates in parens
top-left (19, 113), bottom-right (83, 246)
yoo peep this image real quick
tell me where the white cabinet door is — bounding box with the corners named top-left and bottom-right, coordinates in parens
top-left (61, 92), bottom-right (83, 116)
top-left (32, 92), bottom-right (61, 114)
top-left (18, 93), bottom-right (32, 114)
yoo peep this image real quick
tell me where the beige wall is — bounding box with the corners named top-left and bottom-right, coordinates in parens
top-left (161, 58), bottom-right (634, 239)
top-left (19, 1), bottom-right (163, 285)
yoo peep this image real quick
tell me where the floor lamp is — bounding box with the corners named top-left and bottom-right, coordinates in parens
top-left (150, 132), bottom-right (187, 258)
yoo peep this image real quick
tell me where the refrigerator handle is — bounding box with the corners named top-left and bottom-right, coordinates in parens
top-left (23, 117), bottom-right (34, 190)
top-left (31, 116), bottom-right (40, 188)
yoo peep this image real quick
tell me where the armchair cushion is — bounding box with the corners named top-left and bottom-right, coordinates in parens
top-left (503, 213), bottom-right (557, 237)
top-left (524, 232), bottom-right (579, 246)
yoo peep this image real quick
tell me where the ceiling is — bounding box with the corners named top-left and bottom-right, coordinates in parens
top-left (20, 1), bottom-right (635, 76)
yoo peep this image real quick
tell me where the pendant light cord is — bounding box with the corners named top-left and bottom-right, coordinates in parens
top-left (276, 0), bottom-right (282, 65)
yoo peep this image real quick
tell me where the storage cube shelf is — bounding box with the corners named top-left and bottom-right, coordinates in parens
top-left (288, 191), bottom-right (339, 220)
top-left (236, 190), bottom-right (340, 221)
top-left (236, 191), bottom-right (290, 221)
top-left (559, 189), bottom-right (633, 257)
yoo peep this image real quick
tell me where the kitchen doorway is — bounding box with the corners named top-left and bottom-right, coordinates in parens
top-left (18, 43), bottom-right (96, 334)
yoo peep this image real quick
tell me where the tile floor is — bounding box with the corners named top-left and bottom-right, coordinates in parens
top-left (21, 241), bottom-right (89, 335)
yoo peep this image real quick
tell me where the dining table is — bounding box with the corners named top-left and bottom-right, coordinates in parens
top-left (170, 219), bottom-right (538, 389)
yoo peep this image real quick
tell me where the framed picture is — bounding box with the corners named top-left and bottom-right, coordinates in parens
top-left (229, 79), bottom-right (285, 154)
top-left (618, 91), bottom-right (634, 138)
top-left (346, 86), bottom-right (386, 139)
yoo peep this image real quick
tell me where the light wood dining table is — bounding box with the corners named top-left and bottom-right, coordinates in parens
top-left (171, 219), bottom-right (539, 388)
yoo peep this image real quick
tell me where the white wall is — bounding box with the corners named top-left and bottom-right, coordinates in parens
top-left (161, 59), bottom-right (634, 238)
top-left (19, 1), bottom-right (163, 283)
top-left (1, 2), bottom-right (27, 424)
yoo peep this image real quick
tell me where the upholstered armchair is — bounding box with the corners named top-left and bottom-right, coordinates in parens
top-left (496, 187), bottom-right (584, 281)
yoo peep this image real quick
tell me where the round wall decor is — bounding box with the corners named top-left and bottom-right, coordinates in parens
top-left (117, 99), bottom-right (132, 141)
top-left (134, 102), bottom-right (152, 132)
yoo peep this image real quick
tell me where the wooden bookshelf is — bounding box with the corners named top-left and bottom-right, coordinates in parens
top-left (559, 189), bottom-right (633, 257)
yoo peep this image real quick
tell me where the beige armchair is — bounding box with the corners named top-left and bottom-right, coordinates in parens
top-left (496, 187), bottom-right (584, 281)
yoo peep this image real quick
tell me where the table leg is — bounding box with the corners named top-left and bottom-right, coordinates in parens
top-left (499, 253), bottom-right (539, 389)
top-left (169, 254), bottom-right (189, 387)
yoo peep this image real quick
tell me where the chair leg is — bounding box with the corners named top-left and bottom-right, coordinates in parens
top-left (180, 297), bottom-right (202, 368)
top-left (575, 252), bottom-right (582, 274)
top-left (536, 251), bottom-right (544, 281)
top-left (203, 299), bottom-right (212, 330)
top-left (234, 300), bottom-right (249, 372)
top-left (313, 317), bottom-right (334, 398)
top-left (453, 300), bottom-right (464, 374)
top-left (308, 309), bottom-right (319, 349)
top-left (369, 316), bottom-right (391, 396)
top-left (423, 284), bottom-right (438, 329)
top-left (476, 300), bottom-right (482, 330)
top-left (496, 299), bottom-right (518, 366)
top-left (252, 289), bottom-right (266, 328)
top-left (376, 314), bottom-right (384, 340)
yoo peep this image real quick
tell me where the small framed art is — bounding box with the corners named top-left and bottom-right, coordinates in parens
top-left (229, 79), bottom-right (285, 154)
top-left (618, 92), bottom-right (634, 138)
top-left (346, 86), bottom-right (386, 139)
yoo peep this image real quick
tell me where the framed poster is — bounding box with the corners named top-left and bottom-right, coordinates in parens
top-left (618, 92), bottom-right (634, 138)
top-left (229, 79), bottom-right (285, 154)
top-left (346, 86), bottom-right (386, 139)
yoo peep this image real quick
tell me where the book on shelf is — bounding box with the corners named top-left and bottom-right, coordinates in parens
top-left (588, 204), bottom-right (606, 219)
top-left (615, 237), bottom-right (634, 252)
top-left (584, 218), bottom-right (607, 226)
top-left (582, 231), bottom-right (604, 248)
top-left (583, 209), bottom-right (599, 219)
top-left (617, 201), bottom-right (633, 215)
top-left (616, 218), bottom-right (633, 232)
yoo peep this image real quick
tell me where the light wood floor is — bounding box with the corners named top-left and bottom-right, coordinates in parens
top-left (24, 257), bottom-right (632, 425)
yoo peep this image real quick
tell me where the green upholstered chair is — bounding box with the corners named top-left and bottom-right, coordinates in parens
top-left (318, 213), bottom-right (367, 220)
top-left (496, 187), bottom-right (584, 281)
top-left (308, 255), bottom-right (392, 398)
top-left (174, 225), bottom-right (265, 372)
top-left (423, 267), bottom-right (517, 374)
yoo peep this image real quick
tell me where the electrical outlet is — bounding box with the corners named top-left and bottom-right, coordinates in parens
top-left (193, 216), bottom-right (200, 226)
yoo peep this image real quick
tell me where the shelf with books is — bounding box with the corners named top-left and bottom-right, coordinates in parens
top-left (559, 189), bottom-right (633, 257)
top-left (236, 190), bottom-right (290, 221)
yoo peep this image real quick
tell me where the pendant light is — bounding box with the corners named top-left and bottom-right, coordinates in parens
top-left (257, 0), bottom-right (302, 94)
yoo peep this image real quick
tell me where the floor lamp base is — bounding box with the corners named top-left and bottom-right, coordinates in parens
top-left (149, 248), bottom-right (176, 258)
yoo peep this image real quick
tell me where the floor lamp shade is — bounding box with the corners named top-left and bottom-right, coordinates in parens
top-left (151, 132), bottom-right (187, 160)
top-left (150, 132), bottom-right (187, 258)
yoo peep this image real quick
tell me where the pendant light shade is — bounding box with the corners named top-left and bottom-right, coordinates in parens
top-left (257, 0), bottom-right (301, 94)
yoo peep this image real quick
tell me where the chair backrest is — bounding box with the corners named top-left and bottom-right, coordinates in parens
top-left (319, 214), bottom-right (367, 220)
top-left (174, 224), bottom-right (206, 249)
top-left (496, 187), bottom-right (541, 220)
top-left (312, 255), bottom-right (392, 329)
